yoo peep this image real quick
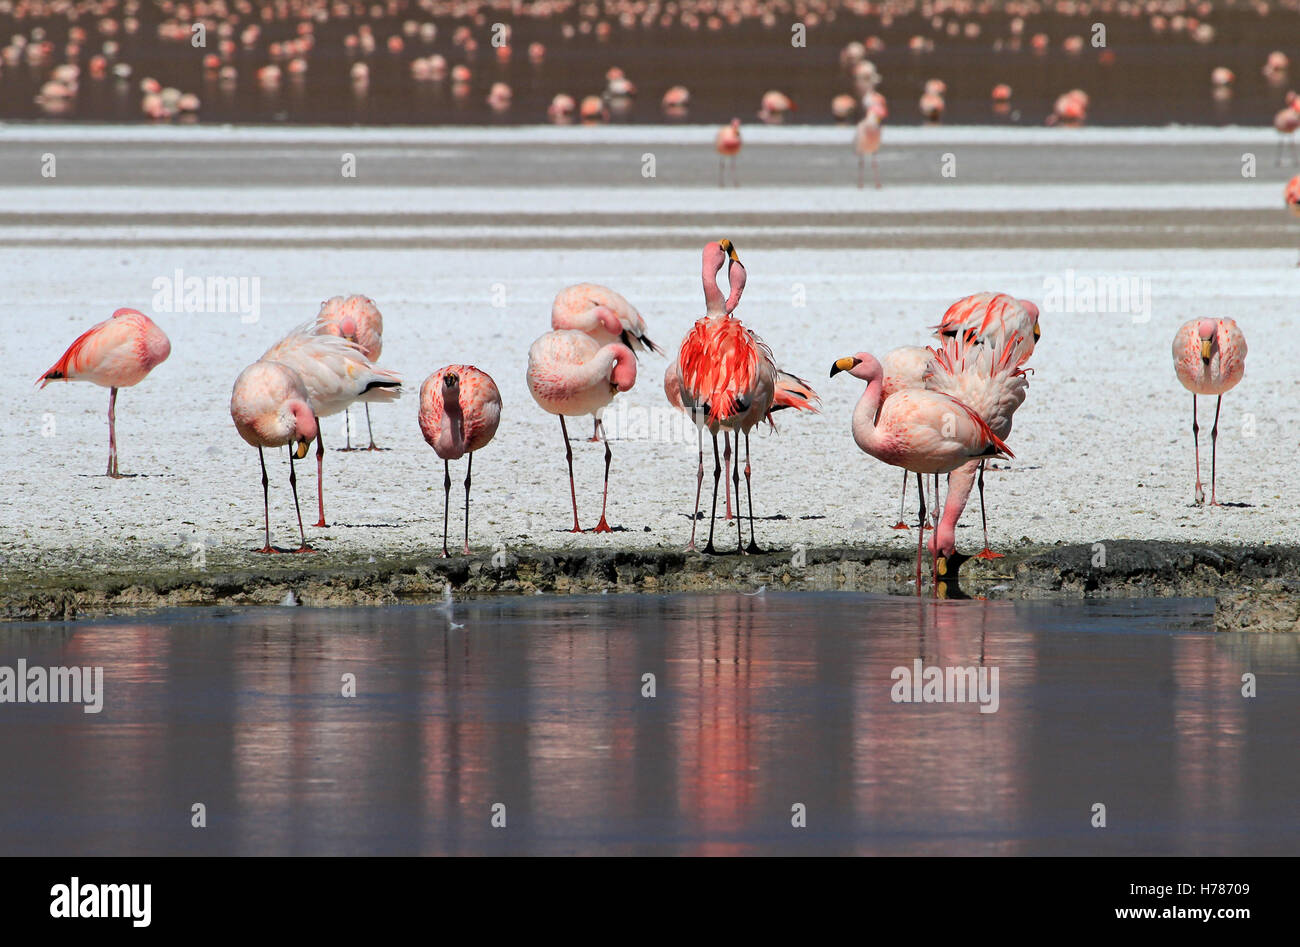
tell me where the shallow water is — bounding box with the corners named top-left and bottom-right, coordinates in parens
top-left (1, 593), bottom-right (1295, 856)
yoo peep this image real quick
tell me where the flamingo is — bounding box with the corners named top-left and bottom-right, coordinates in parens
top-left (676, 240), bottom-right (779, 554)
top-left (36, 307), bottom-right (171, 477)
top-left (229, 360), bottom-right (318, 554)
top-left (854, 109), bottom-right (882, 189)
top-left (716, 118), bottom-right (741, 187)
top-left (551, 282), bottom-right (664, 440)
top-left (316, 294), bottom-right (387, 450)
top-left (925, 330), bottom-right (1033, 576)
top-left (879, 345), bottom-right (936, 529)
top-left (1275, 92), bottom-right (1300, 165)
top-left (1173, 319), bottom-right (1247, 506)
top-left (418, 365), bottom-right (502, 556)
top-left (260, 319), bottom-right (402, 527)
top-left (526, 331), bottom-right (637, 532)
top-left (830, 352), bottom-right (1013, 592)
top-left (1286, 175), bottom-right (1300, 264)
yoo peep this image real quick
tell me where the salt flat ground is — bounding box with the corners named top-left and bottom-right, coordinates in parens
top-left (1, 126), bottom-right (1296, 569)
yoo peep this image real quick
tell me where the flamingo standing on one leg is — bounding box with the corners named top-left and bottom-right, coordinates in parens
top-left (1274, 92), bottom-right (1300, 166)
top-left (854, 109), bottom-right (882, 188)
top-left (676, 239), bottom-right (778, 554)
top-left (229, 360), bottom-right (319, 553)
top-left (526, 331), bottom-right (637, 532)
top-left (36, 307), bottom-right (171, 477)
top-left (716, 118), bottom-right (741, 187)
top-left (830, 351), bottom-right (1013, 593)
top-left (260, 319), bottom-right (403, 527)
top-left (552, 282), bottom-right (664, 440)
top-left (418, 365), bottom-right (502, 556)
top-left (1285, 175), bottom-right (1300, 264)
top-left (316, 294), bottom-right (387, 450)
top-left (925, 330), bottom-right (1033, 577)
top-left (1173, 318), bottom-right (1247, 506)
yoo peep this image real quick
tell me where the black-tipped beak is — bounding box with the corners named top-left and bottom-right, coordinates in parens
top-left (292, 439), bottom-right (309, 459)
top-left (1033, 323), bottom-right (1041, 342)
top-left (935, 551), bottom-right (972, 579)
top-left (443, 372), bottom-right (459, 388)
top-left (830, 356), bottom-right (860, 378)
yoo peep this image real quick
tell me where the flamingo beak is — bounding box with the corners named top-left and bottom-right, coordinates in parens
top-left (292, 439), bottom-right (309, 459)
top-left (935, 551), bottom-right (971, 578)
top-left (719, 238), bottom-right (739, 262)
top-left (830, 356), bottom-right (860, 377)
top-left (1200, 339), bottom-right (1212, 361)
top-left (1033, 323), bottom-right (1041, 342)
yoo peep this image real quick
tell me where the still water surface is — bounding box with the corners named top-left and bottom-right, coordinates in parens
top-left (1, 593), bottom-right (1295, 856)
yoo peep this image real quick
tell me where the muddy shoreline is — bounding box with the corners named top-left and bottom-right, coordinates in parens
top-left (2, 541), bottom-right (1296, 632)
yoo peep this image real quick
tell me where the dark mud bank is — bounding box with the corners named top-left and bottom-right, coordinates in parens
top-left (2, 541), bottom-right (1297, 632)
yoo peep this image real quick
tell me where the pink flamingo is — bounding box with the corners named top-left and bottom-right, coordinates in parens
top-left (677, 240), bottom-right (781, 554)
top-left (925, 330), bottom-right (1033, 576)
top-left (716, 118), bottom-right (741, 187)
top-left (260, 320), bottom-right (402, 526)
top-left (418, 365), bottom-right (502, 556)
top-left (316, 294), bottom-right (387, 450)
top-left (831, 351), bottom-right (1013, 592)
top-left (36, 307), bottom-right (171, 477)
top-left (526, 331), bottom-right (637, 532)
top-left (854, 109), bottom-right (882, 188)
top-left (230, 360), bottom-right (318, 553)
top-left (1286, 175), bottom-right (1300, 264)
top-left (1173, 319), bottom-right (1247, 506)
top-left (1274, 92), bottom-right (1300, 165)
top-left (879, 345), bottom-right (936, 529)
top-left (552, 282), bottom-right (664, 440)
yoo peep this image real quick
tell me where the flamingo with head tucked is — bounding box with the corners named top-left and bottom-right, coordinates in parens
top-left (1173, 318), bottom-right (1247, 506)
top-left (230, 360), bottom-right (318, 553)
top-left (418, 365), bottom-right (502, 556)
top-left (526, 331), bottom-right (637, 532)
top-left (36, 307), bottom-right (171, 477)
top-left (316, 294), bottom-right (387, 450)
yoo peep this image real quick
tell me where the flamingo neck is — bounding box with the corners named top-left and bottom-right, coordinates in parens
top-left (852, 375), bottom-right (886, 457)
top-left (702, 261), bottom-right (726, 316)
top-left (437, 392), bottom-right (466, 455)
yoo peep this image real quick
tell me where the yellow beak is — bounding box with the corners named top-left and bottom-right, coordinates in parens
top-left (293, 440), bottom-right (309, 459)
top-left (1033, 323), bottom-right (1041, 342)
top-left (1200, 339), bottom-right (1213, 360)
top-left (830, 356), bottom-right (858, 377)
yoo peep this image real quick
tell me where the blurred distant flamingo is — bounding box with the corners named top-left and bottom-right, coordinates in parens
top-left (552, 282), bottom-right (664, 440)
top-left (261, 320), bottom-right (402, 526)
top-left (676, 240), bottom-right (779, 553)
top-left (1173, 318), bottom-right (1247, 506)
top-left (316, 294), bottom-right (387, 450)
top-left (854, 110), bottom-right (882, 188)
top-left (1286, 175), bottom-right (1300, 263)
top-left (526, 331), bottom-right (637, 532)
top-left (418, 365), bottom-right (502, 556)
top-left (1275, 93), bottom-right (1300, 165)
top-left (831, 351), bottom-right (1013, 592)
top-left (229, 360), bottom-right (318, 553)
top-left (36, 307), bottom-right (171, 477)
top-left (716, 118), bottom-right (741, 186)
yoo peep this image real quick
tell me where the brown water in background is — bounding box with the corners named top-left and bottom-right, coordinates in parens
top-left (4, 6), bottom-right (1300, 126)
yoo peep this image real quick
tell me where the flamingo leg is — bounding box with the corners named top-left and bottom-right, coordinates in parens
top-left (915, 472), bottom-right (927, 595)
top-left (1192, 394), bottom-right (1205, 505)
top-left (441, 458), bottom-right (452, 557)
top-left (932, 473), bottom-right (941, 588)
top-left (289, 447), bottom-right (313, 553)
top-left (891, 469), bottom-right (910, 529)
top-left (732, 157), bottom-right (739, 188)
top-left (1209, 395), bottom-right (1223, 506)
top-left (314, 429), bottom-right (327, 527)
top-left (732, 431), bottom-right (743, 553)
top-left (687, 425), bottom-right (704, 551)
top-left (106, 386), bottom-right (121, 478)
top-left (858, 155), bottom-right (864, 189)
top-left (703, 432), bottom-right (722, 554)
top-left (364, 403), bottom-right (384, 451)
top-left (723, 432), bottom-right (734, 520)
top-left (718, 156), bottom-right (725, 188)
top-left (588, 415), bottom-right (603, 443)
top-left (743, 432), bottom-right (760, 554)
top-left (873, 154), bottom-right (881, 189)
top-left (256, 446), bottom-right (273, 553)
top-left (975, 459), bottom-right (1004, 559)
top-left (594, 438), bottom-right (613, 533)
top-left (463, 452), bottom-right (473, 554)
top-left (559, 415), bottom-right (582, 532)
top-left (345, 408), bottom-right (352, 450)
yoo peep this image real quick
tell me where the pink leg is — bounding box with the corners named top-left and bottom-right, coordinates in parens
top-left (891, 468), bottom-right (910, 529)
top-left (731, 432), bottom-right (744, 553)
top-left (743, 432), bottom-right (760, 554)
top-left (1209, 395), bottom-right (1223, 506)
top-left (593, 438), bottom-right (613, 533)
top-left (687, 426), bottom-right (704, 550)
top-left (588, 415), bottom-right (603, 443)
top-left (106, 387), bottom-right (121, 478)
top-left (858, 155), bottom-right (864, 189)
top-left (914, 472), bottom-right (926, 595)
top-left (559, 415), bottom-right (582, 532)
top-left (975, 460), bottom-right (1004, 559)
top-left (873, 154), bottom-right (881, 190)
top-left (314, 429), bottom-right (327, 527)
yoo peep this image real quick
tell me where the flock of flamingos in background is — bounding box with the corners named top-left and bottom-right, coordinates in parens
top-left (35, 238), bottom-right (1250, 594)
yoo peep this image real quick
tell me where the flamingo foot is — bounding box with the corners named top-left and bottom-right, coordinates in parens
top-left (463, 544), bottom-right (472, 555)
top-left (975, 548), bottom-right (1004, 560)
top-left (703, 542), bottom-right (718, 555)
top-left (107, 471), bottom-right (125, 480)
top-left (335, 446), bottom-right (361, 453)
top-left (255, 545), bottom-right (277, 555)
top-left (568, 526), bottom-right (584, 534)
top-left (890, 521), bottom-right (910, 530)
top-left (746, 541), bottom-right (762, 555)
top-left (922, 522), bottom-right (933, 531)
top-left (293, 545), bottom-right (316, 554)
top-left (592, 516), bottom-right (612, 533)
top-left (365, 444), bottom-right (389, 452)
top-left (314, 518), bottom-right (327, 528)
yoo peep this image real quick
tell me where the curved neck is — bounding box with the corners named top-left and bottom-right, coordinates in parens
top-left (437, 391), bottom-right (465, 455)
top-left (852, 375), bottom-right (884, 455)
top-left (702, 259), bottom-right (726, 316)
